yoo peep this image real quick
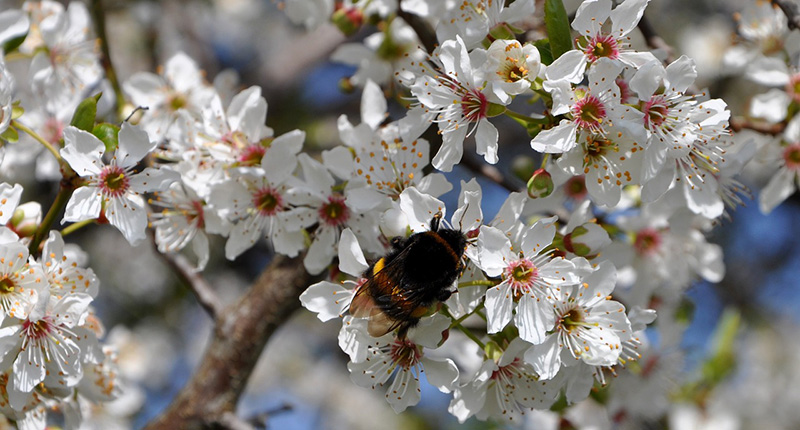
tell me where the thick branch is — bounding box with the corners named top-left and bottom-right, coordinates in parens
top-left (730, 117), bottom-right (786, 135)
top-left (773, 0), bottom-right (800, 30)
top-left (143, 254), bottom-right (315, 430)
top-left (161, 252), bottom-right (221, 318)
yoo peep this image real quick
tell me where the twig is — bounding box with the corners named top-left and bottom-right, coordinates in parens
top-left (161, 251), bottom-right (221, 319)
top-left (90, 0), bottom-right (126, 119)
top-left (143, 253), bottom-right (316, 430)
top-left (460, 154), bottom-right (520, 193)
top-left (396, 9), bottom-right (438, 54)
top-left (773, 0), bottom-right (800, 30)
top-left (637, 14), bottom-right (676, 64)
top-left (730, 117), bottom-right (787, 135)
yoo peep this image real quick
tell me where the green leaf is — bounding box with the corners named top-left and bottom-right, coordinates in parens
top-left (533, 39), bottom-right (554, 65)
top-left (544, 0), bottom-right (573, 60)
top-left (70, 93), bottom-right (102, 132)
top-left (2, 32), bottom-right (28, 54)
top-left (1, 127), bottom-right (19, 143)
top-left (92, 123), bottom-right (120, 153)
top-left (11, 104), bottom-right (24, 120)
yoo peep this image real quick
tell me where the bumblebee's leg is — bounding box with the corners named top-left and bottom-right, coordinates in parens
top-left (436, 288), bottom-right (454, 302)
top-left (430, 211), bottom-right (443, 231)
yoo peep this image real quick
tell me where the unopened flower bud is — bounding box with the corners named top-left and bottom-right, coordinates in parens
top-left (563, 222), bottom-right (611, 257)
top-left (9, 202), bottom-right (42, 239)
top-left (332, 7), bottom-right (363, 36)
top-left (527, 168), bottom-right (554, 199)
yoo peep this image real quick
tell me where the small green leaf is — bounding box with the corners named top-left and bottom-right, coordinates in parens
top-left (92, 122), bottom-right (120, 153)
top-left (1, 127), bottom-right (19, 143)
top-left (2, 32), bottom-right (28, 54)
top-left (11, 104), bottom-right (24, 120)
top-left (70, 93), bottom-right (102, 132)
top-left (533, 39), bottom-right (554, 65)
top-left (544, 0), bottom-right (573, 60)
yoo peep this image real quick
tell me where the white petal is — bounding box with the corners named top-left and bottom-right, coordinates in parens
top-left (749, 89), bottom-right (791, 122)
top-left (760, 168), bottom-right (796, 214)
top-left (475, 119), bottom-right (499, 164)
top-left (521, 219), bottom-right (556, 256)
top-left (62, 186), bottom-right (102, 223)
top-left (361, 79), bottom-right (387, 129)
top-left (516, 294), bottom-right (553, 345)
top-left (474, 226), bottom-right (512, 277)
top-left (61, 127), bottom-right (104, 176)
top-left (304, 227), bottom-right (338, 275)
top-left (385, 369), bottom-right (421, 412)
top-left (338, 228), bottom-right (368, 277)
top-left (422, 357), bottom-right (459, 393)
top-left (399, 187), bottom-right (445, 233)
top-left (664, 55), bottom-right (697, 93)
top-left (300, 281), bottom-right (352, 321)
top-left (322, 145), bottom-right (354, 181)
top-left (485, 283), bottom-right (514, 333)
top-left (128, 167), bottom-right (180, 192)
top-left (432, 126), bottom-right (467, 172)
top-left (531, 120), bottom-right (578, 153)
top-left (105, 195), bottom-right (148, 245)
top-left (227, 86), bottom-right (267, 142)
top-left (609, 0), bottom-right (649, 36)
top-left (0, 183), bottom-right (23, 224)
top-left (524, 334), bottom-right (562, 380)
top-left (117, 122), bottom-right (157, 169)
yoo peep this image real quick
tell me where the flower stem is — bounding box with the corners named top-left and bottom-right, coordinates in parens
top-left (28, 185), bottom-right (75, 255)
top-left (540, 153), bottom-right (550, 169)
top-left (458, 279), bottom-right (497, 288)
top-left (442, 306), bottom-right (486, 350)
top-left (91, 0), bottom-right (126, 119)
top-left (61, 219), bottom-right (95, 237)
top-left (12, 120), bottom-right (61, 162)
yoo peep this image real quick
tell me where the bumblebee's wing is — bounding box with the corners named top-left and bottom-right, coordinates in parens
top-left (348, 246), bottom-right (418, 337)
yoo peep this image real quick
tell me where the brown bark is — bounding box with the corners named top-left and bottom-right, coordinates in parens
top-left (143, 254), bottom-right (315, 430)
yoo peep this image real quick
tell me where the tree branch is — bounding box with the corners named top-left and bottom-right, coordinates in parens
top-left (730, 117), bottom-right (786, 135)
top-left (143, 254), bottom-right (316, 430)
top-left (161, 252), bottom-right (221, 318)
top-left (773, 0), bottom-right (800, 30)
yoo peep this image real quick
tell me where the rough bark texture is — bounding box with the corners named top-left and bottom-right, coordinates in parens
top-left (143, 254), bottom-right (315, 430)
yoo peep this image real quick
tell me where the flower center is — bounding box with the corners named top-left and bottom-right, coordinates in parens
top-left (168, 92), bottom-right (187, 112)
top-left (490, 357), bottom-right (521, 381)
top-left (319, 195), bottom-right (350, 227)
top-left (389, 338), bottom-right (422, 370)
top-left (559, 308), bottom-right (585, 334)
top-left (190, 200), bottom-right (206, 228)
top-left (43, 118), bottom-right (64, 145)
top-left (504, 259), bottom-right (538, 295)
top-left (643, 95), bottom-right (670, 129)
top-left (253, 187), bottom-right (283, 216)
top-left (238, 144), bottom-right (266, 166)
top-left (99, 165), bottom-right (130, 198)
top-left (783, 144), bottom-right (800, 171)
top-left (633, 228), bottom-right (662, 255)
top-left (22, 317), bottom-right (54, 340)
top-left (498, 54), bottom-right (528, 83)
top-left (0, 276), bottom-right (15, 294)
top-left (583, 135), bottom-right (617, 168)
top-left (572, 94), bottom-right (607, 133)
top-left (617, 78), bottom-right (634, 104)
top-left (565, 175), bottom-right (588, 200)
top-left (788, 73), bottom-right (800, 103)
top-left (461, 89), bottom-right (488, 123)
top-left (584, 33), bottom-right (620, 62)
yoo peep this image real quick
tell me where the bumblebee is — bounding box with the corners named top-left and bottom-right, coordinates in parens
top-left (349, 212), bottom-right (467, 338)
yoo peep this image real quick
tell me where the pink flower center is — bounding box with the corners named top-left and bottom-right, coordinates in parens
top-left (490, 357), bottom-right (521, 381)
top-left (633, 228), bottom-right (662, 255)
top-left (99, 165), bottom-right (130, 198)
top-left (783, 144), bottom-right (800, 171)
top-left (617, 78), bottom-right (634, 104)
top-left (565, 175), bottom-right (588, 200)
top-left (238, 145), bottom-right (266, 166)
top-left (643, 95), bottom-right (670, 129)
top-left (461, 89), bottom-right (488, 123)
top-left (190, 200), bottom-right (206, 228)
top-left (389, 338), bottom-right (422, 370)
top-left (572, 94), bottom-right (607, 133)
top-left (319, 195), bottom-right (350, 227)
top-left (584, 33), bottom-right (620, 62)
top-left (252, 187), bottom-right (283, 216)
top-left (22, 317), bottom-right (54, 340)
top-left (504, 259), bottom-right (538, 295)
top-left (788, 73), bottom-right (800, 103)
top-left (43, 118), bottom-right (64, 145)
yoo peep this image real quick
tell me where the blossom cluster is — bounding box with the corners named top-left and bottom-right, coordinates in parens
top-left (0, 0), bottom-right (794, 428)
